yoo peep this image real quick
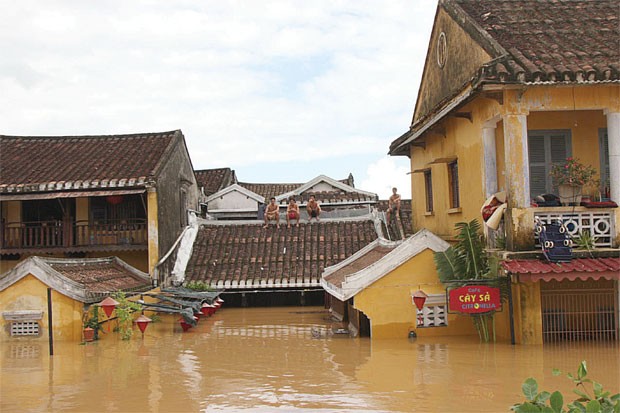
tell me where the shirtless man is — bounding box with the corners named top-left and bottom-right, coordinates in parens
top-left (286, 197), bottom-right (300, 228)
top-left (386, 187), bottom-right (402, 223)
top-left (263, 197), bottom-right (280, 228)
top-left (306, 195), bottom-right (321, 222)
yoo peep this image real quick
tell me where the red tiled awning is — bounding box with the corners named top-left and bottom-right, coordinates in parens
top-left (501, 258), bottom-right (620, 282)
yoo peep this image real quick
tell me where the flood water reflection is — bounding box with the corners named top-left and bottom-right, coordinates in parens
top-left (1, 307), bottom-right (618, 412)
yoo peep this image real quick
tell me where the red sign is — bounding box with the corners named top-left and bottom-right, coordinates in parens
top-left (448, 285), bottom-right (501, 314)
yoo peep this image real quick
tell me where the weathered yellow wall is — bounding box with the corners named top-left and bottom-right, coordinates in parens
top-left (511, 281), bottom-right (543, 345)
top-left (409, 84), bottom-right (617, 241)
top-left (147, 189), bottom-right (159, 275)
top-left (353, 250), bottom-right (478, 339)
top-left (0, 274), bottom-right (84, 342)
top-left (414, 8), bottom-right (492, 123)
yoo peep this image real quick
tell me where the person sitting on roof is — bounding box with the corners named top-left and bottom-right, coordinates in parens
top-left (286, 197), bottom-right (300, 228)
top-left (306, 194), bottom-right (321, 222)
top-left (263, 197), bottom-right (280, 229)
top-left (386, 187), bottom-right (402, 223)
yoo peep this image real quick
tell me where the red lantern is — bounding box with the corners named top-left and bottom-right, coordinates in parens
top-left (99, 297), bottom-right (119, 318)
top-left (135, 315), bottom-right (152, 334)
top-left (201, 303), bottom-right (212, 317)
top-left (179, 316), bottom-right (198, 332)
top-left (412, 290), bottom-right (428, 311)
top-left (106, 195), bottom-right (123, 205)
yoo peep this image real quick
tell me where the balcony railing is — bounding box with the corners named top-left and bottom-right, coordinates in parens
top-left (534, 208), bottom-right (615, 248)
top-left (0, 219), bottom-right (147, 251)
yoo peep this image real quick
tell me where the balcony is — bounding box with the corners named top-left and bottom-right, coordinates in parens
top-left (0, 219), bottom-right (148, 254)
top-left (533, 207), bottom-right (615, 248)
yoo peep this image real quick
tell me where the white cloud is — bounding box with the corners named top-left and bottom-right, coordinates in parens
top-left (0, 0), bottom-right (437, 182)
top-left (360, 157), bottom-right (412, 199)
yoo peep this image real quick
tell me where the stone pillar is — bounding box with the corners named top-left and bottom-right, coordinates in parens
top-left (502, 113), bottom-right (530, 208)
top-left (605, 111), bottom-right (620, 204)
top-left (482, 122), bottom-right (499, 198)
top-left (517, 281), bottom-right (543, 345)
top-left (502, 112), bottom-right (531, 250)
top-left (147, 187), bottom-right (159, 276)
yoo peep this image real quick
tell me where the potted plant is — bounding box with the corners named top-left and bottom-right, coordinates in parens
top-left (550, 158), bottom-right (597, 205)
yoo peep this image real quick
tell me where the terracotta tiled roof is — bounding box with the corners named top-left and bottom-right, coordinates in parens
top-left (195, 168), bottom-right (237, 197)
top-left (47, 257), bottom-right (152, 295)
top-left (0, 131), bottom-right (180, 193)
top-left (0, 256), bottom-right (152, 303)
top-left (238, 175), bottom-right (369, 203)
top-left (452, 0), bottom-right (620, 83)
top-left (184, 219), bottom-right (379, 288)
top-left (501, 258), bottom-right (620, 282)
top-left (324, 245), bottom-right (394, 288)
top-left (377, 199), bottom-right (413, 237)
top-left (238, 182), bottom-right (302, 201)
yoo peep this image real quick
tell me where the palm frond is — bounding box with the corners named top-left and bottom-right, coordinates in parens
top-left (434, 247), bottom-right (464, 282)
top-left (454, 220), bottom-right (487, 279)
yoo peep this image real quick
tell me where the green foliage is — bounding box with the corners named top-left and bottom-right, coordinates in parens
top-left (550, 157), bottom-right (597, 187)
top-left (83, 305), bottom-right (103, 340)
top-left (185, 281), bottom-right (214, 292)
top-left (573, 231), bottom-right (598, 252)
top-left (512, 361), bottom-right (620, 413)
top-left (433, 220), bottom-right (505, 342)
top-left (111, 292), bottom-right (143, 340)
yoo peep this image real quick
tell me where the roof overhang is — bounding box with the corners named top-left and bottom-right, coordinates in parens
top-left (389, 85), bottom-right (475, 156)
top-left (0, 188), bottom-right (146, 201)
top-left (321, 229), bottom-right (450, 301)
top-left (502, 258), bottom-right (620, 283)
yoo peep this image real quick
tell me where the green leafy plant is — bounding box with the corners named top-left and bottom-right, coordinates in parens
top-left (433, 220), bottom-right (506, 342)
top-left (185, 281), bottom-right (214, 292)
top-left (83, 305), bottom-right (103, 340)
top-left (573, 230), bottom-right (598, 253)
top-left (111, 292), bottom-right (143, 340)
top-left (511, 361), bottom-right (620, 413)
top-left (551, 158), bottom-right (597, 187)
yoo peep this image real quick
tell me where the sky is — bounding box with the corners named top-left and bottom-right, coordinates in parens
top-left (0, 1), bottom-right (438, 199)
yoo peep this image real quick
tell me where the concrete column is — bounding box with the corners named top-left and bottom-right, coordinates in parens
top-left (482, 123), bottom-right (499, 198)
top-left (605, 111), bottom-right (620, 204)
top-left (517, 281), bottom-right (543, 345)
top-left (502, 114), bottom-right (530, 208)
top-left (147, 187), bottom-right (159, 276)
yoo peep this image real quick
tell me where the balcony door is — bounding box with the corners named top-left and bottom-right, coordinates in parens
top-left (528, 130), bottom-right (572, 200)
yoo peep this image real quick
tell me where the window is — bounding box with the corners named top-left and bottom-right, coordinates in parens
top-left (599, 129), bottom-right (610, 193)
top-left (90, 195), bottom-right (146, 224)
top-left (416, 305), bottom-right (447, 327)
top-left (10, 321), bottom-right (40, 336)
top-left (447, 160), bottom-right (460, 208)
top-left (179, 189), bottom-right (187, 227)
top-left (528, 130), bottom-right (572, 199)
top-left (424, 170), bottom-right (433, 213)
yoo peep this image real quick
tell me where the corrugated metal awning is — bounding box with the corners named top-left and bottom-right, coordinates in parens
top-left (501, 258), bottom-right (620, 282)
top-left (0, 188), bottom-right (146, 201)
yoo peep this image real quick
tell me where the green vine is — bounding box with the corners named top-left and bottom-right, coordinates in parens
top-left (111, 292), bottom-right (143, 340)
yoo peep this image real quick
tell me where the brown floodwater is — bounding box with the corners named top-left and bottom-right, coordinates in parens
top-left (1, 306), bottom-right (618, 413)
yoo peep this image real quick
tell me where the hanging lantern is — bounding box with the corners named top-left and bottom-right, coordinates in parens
top-left (135, 315), bottom-right (152, 334)
top-left (99, 296), bottom-right (119, 318)
top-left (201, 303), bottom-right (213, 317)
top-left (106, 195), bottom-right (123, 205)
top-left (412, 290), bottom-right (428, 311)
top-left (179, 316), bottom-right (198, 332)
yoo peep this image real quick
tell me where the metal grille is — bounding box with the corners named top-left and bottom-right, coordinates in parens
top-left (534, 210), bottom-right (614, 247)
top-left (10, 321), bottom-right (40, 336)
top-left (541, 280), bottom-right (618, 343)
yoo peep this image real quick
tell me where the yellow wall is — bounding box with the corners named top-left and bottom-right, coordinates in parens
top-left (0, 274), bottom-right (84, 342)
top-left (353, 250), bottom-right (479, 339)
top-left (147, 188), bottom-right (159, 274)
top-left (409, 84), bottom-right (617, 240)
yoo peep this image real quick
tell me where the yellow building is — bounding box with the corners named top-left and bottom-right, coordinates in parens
top-left (0, 130), bottom-right (199, 277)
top-left (0, 256), bottom-right (152, 342)
top-left (383, 0), bottom-right (620, 344)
